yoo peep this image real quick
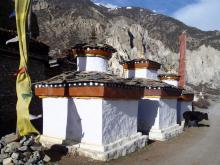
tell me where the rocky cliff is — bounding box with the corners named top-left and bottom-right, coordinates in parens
top-left (3, 0), bottom-right (220, 92)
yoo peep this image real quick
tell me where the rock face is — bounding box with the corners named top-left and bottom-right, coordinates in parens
top-left (2, 0), bottom-right (219, 91)
top-left (31, 0), bottom-right (220, 91)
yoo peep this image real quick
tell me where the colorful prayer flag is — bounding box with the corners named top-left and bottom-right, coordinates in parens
top-left (15, 0), bottom-right (39, 136)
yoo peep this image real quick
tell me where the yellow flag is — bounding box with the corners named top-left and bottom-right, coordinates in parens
top-left (15, 0), bottom-right (39, 136)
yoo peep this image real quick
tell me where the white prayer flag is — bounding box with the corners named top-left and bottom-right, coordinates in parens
top-left (6, 36), bottom-right (19, 45)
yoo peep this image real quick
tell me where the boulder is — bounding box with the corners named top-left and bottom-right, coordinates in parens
top-left (2, 157), bottom-right (12, 165)
top-left (11, 152), bottom-right (19, 160)
top-left (5, 142), bottom-right (21, 153)
top-left (1, 133), bottom-right (18, 144)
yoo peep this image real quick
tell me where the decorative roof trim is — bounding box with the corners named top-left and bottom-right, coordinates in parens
top-left (121, 59), bottom-right (161, 70)
top-left (178, 93), bottom-right (194, 101)
top-left (35, 86), bottom-right (144, 99)
top-left (144, 88), bottom-right (182, 97)
top-left (72, 49), bottom-right (113, 59)
top-left (72, 43), bottom-right (116, 54)
top-left (158, 74), bottom-right (180, 81)
top-left (35, 81), bottom-right (142, 89)
top-left (143, 96), bottom-right (179, 99)
top-left (123, 62), bottom-right (161, 70)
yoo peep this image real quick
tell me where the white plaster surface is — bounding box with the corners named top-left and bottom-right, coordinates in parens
top-left (177, 101), bottom-right (192, 124)
top-left (41, 133), bottom-right (148, 161)
top-left (138, 98), bottom-right (160, 133)
top-left (42, 98), bottom-right (103, 144)
top-left (42, 98), bottom-right (68, 139)
top-left (158, 99), bottom-right (177, 129)
top-left (43, 98), bottom-right (139, 146)
top-left (162, 80), bottom-right (178, 87)
top-left (138, 98), bottom-right (182, 141)
top-left (71, 98), bottom-right (103, 145)
top-left (42, 97), bottom-right (147, 159)
top-left (68, 133), bottom-right (147, 161)
top-left (77, 56), bottom-right (108, 72)
top-left (102, 100), bottom-right (138, 145)
top-left (149, 124), bottom-right (183, 141)
top-left (125, 69), bottom-right (158, 80)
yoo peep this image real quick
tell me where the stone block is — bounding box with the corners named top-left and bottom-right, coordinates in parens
top-left (5, 142), bottom-right (21, 153)
top-left (11, 152), bottom-right (19, 160)
top-left (1, 133), bottom-right (18, 144)
top-left (3, 157), bottom-right (12, 165)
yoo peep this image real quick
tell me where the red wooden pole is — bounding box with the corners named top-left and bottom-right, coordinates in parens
top-left (178, 31), bottom-right (187, 88)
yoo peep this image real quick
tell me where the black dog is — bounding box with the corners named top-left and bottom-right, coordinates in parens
top-left (183, 111), bottom-right (208, 127)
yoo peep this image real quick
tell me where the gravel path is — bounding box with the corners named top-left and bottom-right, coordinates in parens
top-left (57, 101), bottom-right (220, 165)
top-left (160, 101), bottom-right (220, 165)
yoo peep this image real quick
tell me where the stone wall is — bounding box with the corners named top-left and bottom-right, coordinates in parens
top-left (0, 52), bottom-right (47, 137)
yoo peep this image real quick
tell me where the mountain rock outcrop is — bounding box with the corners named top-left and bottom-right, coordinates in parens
top-left (4, 0), bottom-right (220, 91)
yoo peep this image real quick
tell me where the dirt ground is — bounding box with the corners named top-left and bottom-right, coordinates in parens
top-left (49, 100), bottom-right (220, 165)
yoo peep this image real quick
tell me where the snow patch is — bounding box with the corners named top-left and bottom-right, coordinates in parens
top-left (94, 2), bottom-right (118, 9)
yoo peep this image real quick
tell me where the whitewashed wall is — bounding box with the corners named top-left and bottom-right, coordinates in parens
top-left (42, 97), bottom-right (138, 146)
top-left (42, 98), bottom-right (103, 144)
top-left (71, 98), bottom-right (103, 145)
top-left (159, 99), bottom-right (177, 129)
top-left (43, 98), bottom-right (69, 140)
top-left (138, 98), bottom-right (177, 133)
top-left (138, 98), bottom-right (159, 133)
top-left (177, 101), bottom-right (192, 124)
top-left (102, 99), bottom-right (138, 145)
top-left (77, 56), bottom-right (108, 72)
top-left (161, 80), bottom-right (178, 87)
top-left (125, 69), bottom-right (158, 80)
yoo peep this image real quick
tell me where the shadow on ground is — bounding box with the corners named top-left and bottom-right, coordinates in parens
top-left (45, 145), bottom-right (69, 162)
top-left (198, 124), bottom-right (210, 127)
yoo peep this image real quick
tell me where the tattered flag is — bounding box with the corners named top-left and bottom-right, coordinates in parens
top-left (6, 36), bottom-right (19, 45)
top-left (30, 114), bottom-right (42, 120)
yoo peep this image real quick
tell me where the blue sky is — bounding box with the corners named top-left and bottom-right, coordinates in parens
top-left (93, 0), bottom-right (197, 15)
top-left (92, 0), bottom-right (220, 31)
